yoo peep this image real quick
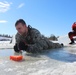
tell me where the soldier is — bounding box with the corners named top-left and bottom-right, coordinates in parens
top-left (68, 22), bottom-right (76, 44)
top-left (14, 19), bottom-right (62, 53)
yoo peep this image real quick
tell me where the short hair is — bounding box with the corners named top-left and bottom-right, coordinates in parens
top-left (15, 19), bottom-right (26, 26)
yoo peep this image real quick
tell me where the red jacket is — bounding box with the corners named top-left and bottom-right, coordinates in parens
top-left (72, 22), bottom-right (76, 31)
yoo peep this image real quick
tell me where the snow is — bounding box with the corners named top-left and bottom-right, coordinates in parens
top-left (0, 35), bottom-right (15, 49)
top-left (51, 35), bottom-right (72, 46)
top-left (0, 56), bottom-right (76, 75)
top-left (58, 35), bottom-right (70, 45)
top-left (57, 35), bottom-right (76, 46)
top-left (29, 62), bottom-right (76, 75)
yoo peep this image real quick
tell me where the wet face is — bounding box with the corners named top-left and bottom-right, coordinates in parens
top-left (16, 23), bottom-right (27, 35)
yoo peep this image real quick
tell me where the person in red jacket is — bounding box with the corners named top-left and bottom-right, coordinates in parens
top-left (68, 22), bottom-right (76, 44)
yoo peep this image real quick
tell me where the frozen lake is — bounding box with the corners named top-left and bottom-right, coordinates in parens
top-left (0, 47), bottom-right (76, 75)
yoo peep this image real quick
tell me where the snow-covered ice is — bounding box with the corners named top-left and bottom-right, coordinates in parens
top-left (0, 47), bottom-right (76, 75)
top-left (0, 35), bottom-right (15, 49)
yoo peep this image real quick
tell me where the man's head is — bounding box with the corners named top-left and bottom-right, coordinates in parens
top-left (15, 19), bottom-right (28, 35)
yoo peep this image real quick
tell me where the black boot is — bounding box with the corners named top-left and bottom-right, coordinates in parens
top-left (69, 39), bottom-right (75, 44)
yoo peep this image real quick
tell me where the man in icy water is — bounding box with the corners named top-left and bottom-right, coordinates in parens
top-left (14, 19), bottom-right (62, 53)
top-left (68, 22), bottom-right (76, 44)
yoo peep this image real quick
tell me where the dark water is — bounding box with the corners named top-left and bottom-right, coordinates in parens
top-left (0, 47), bottom-right (76, 62)
top-left (45, 47), bottom-right (76, 62)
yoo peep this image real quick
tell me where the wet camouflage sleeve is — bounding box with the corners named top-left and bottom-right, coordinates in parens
top-left (26, 29), bottom-right (44, 53)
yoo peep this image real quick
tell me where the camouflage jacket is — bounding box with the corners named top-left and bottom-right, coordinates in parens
top-left (15, 25), bottom-right (62, 53)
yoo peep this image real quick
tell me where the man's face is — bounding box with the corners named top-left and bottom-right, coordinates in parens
top-left (16, 23), bottom-right (26, 35)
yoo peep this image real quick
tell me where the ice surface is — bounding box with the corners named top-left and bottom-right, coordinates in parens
top-left (0, 47), bottom-right (76, 75)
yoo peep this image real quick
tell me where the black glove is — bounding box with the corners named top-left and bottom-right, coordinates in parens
top-left (14, 42), bottom-right (28, 53)
top-left (19, 41), bottom-right (28, 51)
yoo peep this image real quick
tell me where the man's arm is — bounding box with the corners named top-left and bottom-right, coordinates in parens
top-left (26, 29), bottom-right (44, 53)
top-left (26, 29), bottom-right (62, 53)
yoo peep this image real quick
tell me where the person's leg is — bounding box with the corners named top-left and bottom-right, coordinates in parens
top-left (68, 32), bottom-right (76, 44)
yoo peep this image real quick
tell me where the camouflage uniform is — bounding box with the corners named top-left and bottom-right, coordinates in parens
top-left (15, 25), bottom-right (62, 53)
